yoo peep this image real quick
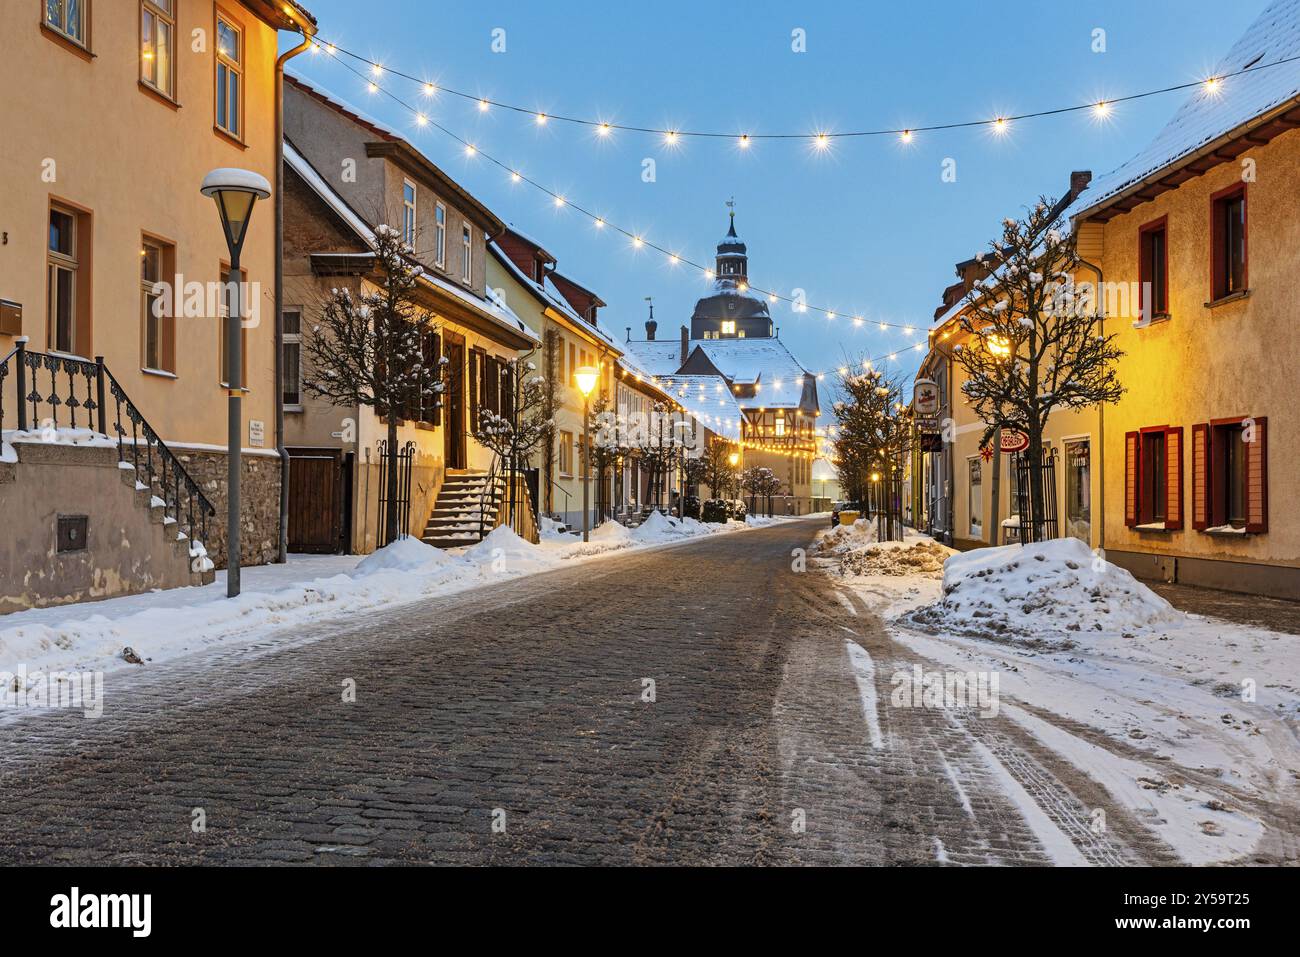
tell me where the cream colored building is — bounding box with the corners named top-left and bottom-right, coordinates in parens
top-left (1063, 0), bottom-right (1300, 598)
top-left (487, 227), bottom-right (622, 529)
top-left (0, 0), bottom-right (314, 610)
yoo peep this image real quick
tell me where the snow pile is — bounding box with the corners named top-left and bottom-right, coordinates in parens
top-left (462, 525), bottom-right (542, 565)
top-left (908, 537), bottom-right (1184, 644)
top-left (589, 520), bottom-right (633, 544)
top-left (354, 536), bottom-right (456, 575)
top-left (813, 519), bottom-right (879, 556)
top-left (840, 540), bottom-right (953, 578)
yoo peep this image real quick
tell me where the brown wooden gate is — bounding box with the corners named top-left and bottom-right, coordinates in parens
top-left (288, 448), bottom-right (343, 553)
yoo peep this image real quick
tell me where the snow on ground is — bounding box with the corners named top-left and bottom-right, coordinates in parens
top-left (907, 538), bottom-right (1184, 648)
top-left (818, 526), bottom-right (1300, 864)
top-left (0, 510), bottom-right (775, 685)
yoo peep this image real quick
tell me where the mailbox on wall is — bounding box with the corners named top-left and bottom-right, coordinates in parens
top-left (0, 300), bottom-right (21, 337)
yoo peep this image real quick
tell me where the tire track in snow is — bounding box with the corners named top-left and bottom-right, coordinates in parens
top-left (844, 641), bottom-right (884, 749)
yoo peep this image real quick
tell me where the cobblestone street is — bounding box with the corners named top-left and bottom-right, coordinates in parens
top-left (0, 519), bottom-right (1284, 865)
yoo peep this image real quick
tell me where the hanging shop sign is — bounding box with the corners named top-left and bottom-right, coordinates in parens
top-left (999, 430), bottom-right (1030, 454)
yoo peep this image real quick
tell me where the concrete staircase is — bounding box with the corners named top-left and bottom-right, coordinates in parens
top-left (421, 469), bottom-right (506, 548)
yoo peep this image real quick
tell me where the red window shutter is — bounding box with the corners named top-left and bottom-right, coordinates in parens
top-left (1124, 431), bottom-right (1139, 527)
top-left (1245, 416), bottom-right (1268, 533)
top-left (1164, 426), bottom-right (1184, 529)
top-left (1191, 423), bottom-right (1210, 530)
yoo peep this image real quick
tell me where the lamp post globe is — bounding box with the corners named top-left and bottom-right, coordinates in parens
top-left (201, 168), bottom-right (271, 598)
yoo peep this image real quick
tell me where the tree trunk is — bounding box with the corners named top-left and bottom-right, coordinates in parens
top-left (1027, 431), bottom-right (1045, 543)
top-left (384, 415), bottom-right (400, 544)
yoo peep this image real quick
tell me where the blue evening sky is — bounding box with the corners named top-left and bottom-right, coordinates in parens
top-left (289, 0), bottom-right (1261, 384)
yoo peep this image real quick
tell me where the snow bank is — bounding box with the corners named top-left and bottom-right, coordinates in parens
top-left (840, 540), bottom-right (953, 578)
top-left (589, 520), bottom-right (632, 543)
top-left (813, 518), bottom-right (880, 556)
top-left (354, 536), bottom-right (456, 575)
top-left (463, 525), bottom-right (542, 564)
top-left (909, 537), bottom-right (1183, 644)
top-left (633, 510), bottom-right (679, 540)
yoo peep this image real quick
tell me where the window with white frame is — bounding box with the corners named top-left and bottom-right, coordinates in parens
top-left (434, 202), bottom-right (446, 267)
top-left (558, 430), bottom-right (574, 476)
top-left (141, 240), bottom-right (164, 370)
top-left (402, 180), bottom-right (417, 248)
top-left (461, 224), bottom-right (472, 282)
top-left (968, 456), bottom-right (984, 536)
top-left (141, 0), bottom-right (175, 97)
top-left (283, 308), bottom-right (303, 408)
top-left (45, 0), bottom-right (87, 45)
top-left (215, 16), bottom-right (242, 138)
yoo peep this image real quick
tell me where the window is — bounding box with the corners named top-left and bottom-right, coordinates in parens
top-left (215, 15), bottom-right (242, 139)
top-left (141, 0), bottom-right (175, 98)
top-left (45, 0), bottom-right (87, 44)
top-left (1193, 418), bottom-right (1268, 532)
top-left (774, 415), bottom-right (786, 437)
top-left (1138, 217), bottom-right (1168, 321)
top-left (48, 207), bottom-right (78, 354)
top-left (1211, 185), bottom-right (1247, 300)
top-left (434, 203), bottom-right (446, 267)
top-left (460, 224), bottom-right (472, 282)
top-left (283, 308), bottom-right (302, 407)
top-left (219, 265), bottom-right (248, 387)
top-left (721, 320), bottom-right (736, 335)
top-left (558, 430), bottom-right (574, 476)
top-left (968, 456), bottom-right (983, 536)
top-left (140, 238), bottom-right (175, 372)
top-left (402, 180), bottom-right (417, 248)
top-left (1124, 427), bottom-right (1183, 529)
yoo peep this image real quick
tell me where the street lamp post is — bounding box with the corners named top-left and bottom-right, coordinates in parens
top-left (201, 168), bottom-right (271, 598)
top-left (575, 366), bottom-right (599, 542)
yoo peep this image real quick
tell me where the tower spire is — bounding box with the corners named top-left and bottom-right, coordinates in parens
top-left (725, 196), bottom-right (737, 237)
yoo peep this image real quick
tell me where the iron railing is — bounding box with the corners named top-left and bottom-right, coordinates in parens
top-left (375, 439), bottom-right (416, 547)
top-left (1014, 447), bottom-right (1060, 544)
top-left (1, 341), bottom-right (215, 547)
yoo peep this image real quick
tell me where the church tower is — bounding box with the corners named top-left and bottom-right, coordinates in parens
top-left (689, 201), bottom-right (774, 340)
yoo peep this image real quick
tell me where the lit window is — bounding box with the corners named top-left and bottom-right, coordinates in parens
top-left (45, 0), bottom-right (86, 45)
top-left (721, 320), bottom-right (736, 335)
top-left (402, 180), bottom-right (417, 247)
top-left (434, 203), bottom-right (446, 267)
top-left (215, 16), bottom-right (243, 138)
top-left (775, 415), bottom-right (786, 437)
top-left (141, 0), bottom-right (175, 97)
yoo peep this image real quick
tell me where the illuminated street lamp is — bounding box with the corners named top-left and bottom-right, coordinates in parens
top-left (575, 365), bottom-right (600, 542)
top-left (201, 168), bottom-right (271, 598)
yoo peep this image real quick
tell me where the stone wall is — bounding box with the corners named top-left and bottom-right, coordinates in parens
top-left (174, 449), bottom-right (283, 569)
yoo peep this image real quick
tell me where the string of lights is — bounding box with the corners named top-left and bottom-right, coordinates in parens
top-left (310, 50), bottom-right (927, 336)
top-left (310, 35), bottom-right (1291, 144)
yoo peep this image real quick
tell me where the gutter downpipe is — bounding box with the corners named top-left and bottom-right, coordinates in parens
top-left (1077, 254), bottom-right (1105, 553)
top-left (275, 28), bottom-right (316, 563)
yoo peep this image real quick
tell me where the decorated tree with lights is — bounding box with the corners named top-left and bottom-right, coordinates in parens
top-left (831, 364), bottom-right (909, 508)
top-left (954, 198), bottom-right (1124, 538)
top-left (585, 394), bottom-right (622, 521)
top-left (303, 224), bottom-right (442, 545)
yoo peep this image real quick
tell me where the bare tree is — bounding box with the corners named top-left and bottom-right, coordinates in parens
top-left (302, 224), bottom-right (442, 545)
top-left (954, 198), bottom-right (1124, 537)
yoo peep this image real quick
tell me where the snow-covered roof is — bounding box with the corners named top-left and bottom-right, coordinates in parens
top-left (487, 242), bottom-right (617, 349)
top-left (285, 141), bottom-right (536, 344)
top-left (1067, 0), bottom-right (1300, 221)
top-left (662, 374), bottom-right (744, 441)
top-left (622, 336), bottom-right (817, 411)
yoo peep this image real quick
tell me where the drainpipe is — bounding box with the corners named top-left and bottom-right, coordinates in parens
top-left (275, 29), bottom-right (315, 564)
top-left (1077, 256), bottom-right (1105, 551)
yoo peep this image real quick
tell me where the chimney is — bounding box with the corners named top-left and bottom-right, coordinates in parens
top-left (645, 319), bottom-right (657, 340)
top-left (680, 325), bottom-right (689, 365)
top-left (1069, 170), bottom-right (1092, 201)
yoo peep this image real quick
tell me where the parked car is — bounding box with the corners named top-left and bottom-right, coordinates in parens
top-left (830, 501), bottom-right (863, 527)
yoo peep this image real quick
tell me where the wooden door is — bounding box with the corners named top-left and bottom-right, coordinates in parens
top-left (444, 338), bottom-right (466, 470)
top-left (288, 449), bottom-right (342, 552)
